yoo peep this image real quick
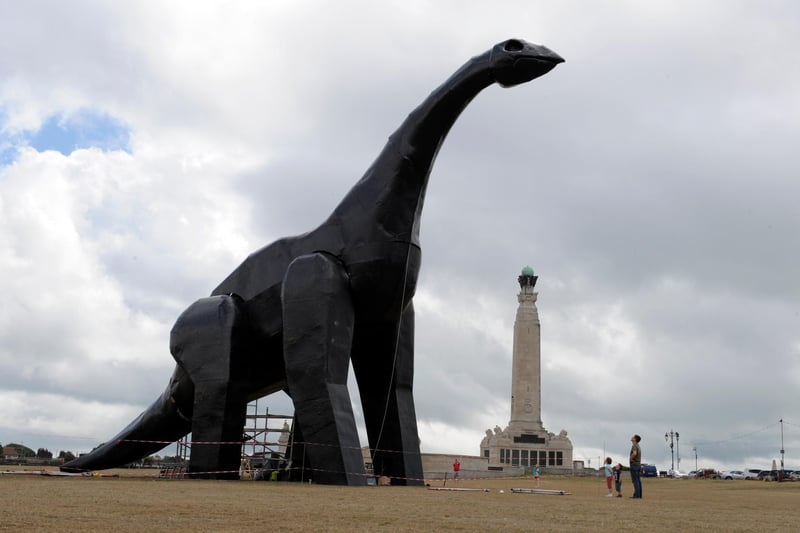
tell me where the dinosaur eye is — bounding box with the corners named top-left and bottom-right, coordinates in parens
top-left (504, 39), bottom-right (524, 52)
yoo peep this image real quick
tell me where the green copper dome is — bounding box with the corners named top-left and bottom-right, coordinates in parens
top-left (521, 265), bottom-right (535, 277)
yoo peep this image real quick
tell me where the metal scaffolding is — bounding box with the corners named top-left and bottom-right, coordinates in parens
top-left (240, 397), bottom-right (293, 479)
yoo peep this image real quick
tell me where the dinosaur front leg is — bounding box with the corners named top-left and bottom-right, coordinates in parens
top-left (352, 303), bottom-right (424, 486)
top-left (282, 253), bottom-right (366, 485)
top-left (170, 294), bottom-right (251, 479)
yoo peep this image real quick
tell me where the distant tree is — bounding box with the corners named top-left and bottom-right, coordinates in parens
top-left (6, 443), bottom-right (35, 457)
top-left (58, 450), bottom-right (76, 462)
top-left (37, 448), bottom-right (53, 459)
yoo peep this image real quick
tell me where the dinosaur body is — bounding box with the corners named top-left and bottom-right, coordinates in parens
top-left (62, 39), bottom-right (563, 484)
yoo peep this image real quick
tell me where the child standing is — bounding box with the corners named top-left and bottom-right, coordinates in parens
top-left (533, 464), bottom-right (541, 487)
top-left (614, 463), bottom-right (623, 497)
top-left (604, 457), bottom-right (614, 497)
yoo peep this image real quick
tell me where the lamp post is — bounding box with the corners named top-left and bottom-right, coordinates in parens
top-left (780, 418), bottom-right (785, 477)
top-left (693, 446), bottom-right (698, 472)
top-left (665, 430), bottom-right (676, 476)
top-left (676, 431), bottom-right (680, 470)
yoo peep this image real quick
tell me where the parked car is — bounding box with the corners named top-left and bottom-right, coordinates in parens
top-left (641, 464), bottom-right (658, 477)
top-left (744, 469), bottom-right (761, 480)
top-left (757, 470), bottom-right (778, 481)
top-left (668, 469), bottom-right (688, 478)
top-left (695, 468), bottom-right (721, 479)
top-left (721, 470), bottom-right (746, 480)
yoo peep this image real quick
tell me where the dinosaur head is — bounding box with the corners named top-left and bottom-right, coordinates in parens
top-left (490, 39), bottom-right (564, 87)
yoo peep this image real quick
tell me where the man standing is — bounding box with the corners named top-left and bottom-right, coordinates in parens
top-left (629, 434), bottom-right (643, 498)
top-left (452, 458), bottom-right (460, 481)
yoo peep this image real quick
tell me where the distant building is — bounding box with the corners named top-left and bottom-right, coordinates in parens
top-left (480, 266), bottom-right (573, 473)
top-left (2, 446), bottom-right (21, 460)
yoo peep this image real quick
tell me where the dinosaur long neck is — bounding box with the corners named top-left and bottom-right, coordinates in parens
top-left (332, 49), bottom-right (495, 246)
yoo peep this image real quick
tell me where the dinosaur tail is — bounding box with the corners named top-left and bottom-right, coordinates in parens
top-left (61, 365), bottom-right (194, 473)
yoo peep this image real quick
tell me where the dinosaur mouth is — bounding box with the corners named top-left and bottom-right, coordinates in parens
top-left (497, 56), bottom-right (564, 87)
top-left (517, 56), bottom-right (563, 68)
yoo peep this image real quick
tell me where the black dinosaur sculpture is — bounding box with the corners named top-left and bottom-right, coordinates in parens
top-left (62, 38), bottom-right (563, 484)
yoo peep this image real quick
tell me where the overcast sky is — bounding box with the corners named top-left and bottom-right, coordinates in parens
top-left (1, 1), bottom-right (798, 473)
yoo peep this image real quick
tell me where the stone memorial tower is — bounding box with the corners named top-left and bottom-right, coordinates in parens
top-left (510, 265), bottom-right (545, 432)
top-left (480, 266), bottom-right (573, 472)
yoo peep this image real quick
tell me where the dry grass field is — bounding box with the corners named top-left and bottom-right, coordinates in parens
top-left (3, 467), bottom-right (799, 532)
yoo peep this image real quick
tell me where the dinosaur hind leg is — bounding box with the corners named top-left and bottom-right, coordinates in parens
top-left (282, 253), bottom-right (366, 485)
top-left (170, 294), bottom-right (251, 479)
